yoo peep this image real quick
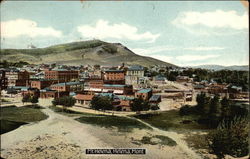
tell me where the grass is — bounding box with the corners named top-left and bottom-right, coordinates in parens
top-left (135, 135), bottom-right (177, 146)
top-left (0, 105), bottom-right (48, 134)
top-left (76, 115), bottom-right (152, 132)
top-left (49, 106), bottom-right (94, 117)
top-left (133, 110), bottom-right (209, 132)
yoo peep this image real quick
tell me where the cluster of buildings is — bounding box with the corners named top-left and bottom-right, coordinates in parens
top-left (0, 64), bottom-right (162, 111)
top-left (1, 63), bottom-right (248, 110)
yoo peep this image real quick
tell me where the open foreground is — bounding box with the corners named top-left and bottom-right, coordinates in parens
top-left (0, 99), bottom-right (203, 159)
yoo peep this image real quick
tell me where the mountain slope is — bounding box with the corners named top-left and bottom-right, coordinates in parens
top-left (0, 40), bottom-right (176, 67)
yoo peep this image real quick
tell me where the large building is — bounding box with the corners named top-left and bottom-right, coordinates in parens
top-left (103, 70), bottom-right (125, 84)
top-left (44, 69), bottom-right (79, 82)
top-left (50, 81), bottom-right (84, 92)
top-left (125, 65), bottom-right (145, 85)
top-left (5, 70), bottom-right (30, 87)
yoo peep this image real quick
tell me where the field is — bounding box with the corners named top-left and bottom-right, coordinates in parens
top-left (0, 105), bottom-right (48, 134)
top-left (133, 110), bottom-right (209, 132)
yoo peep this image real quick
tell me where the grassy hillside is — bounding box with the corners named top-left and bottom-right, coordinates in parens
top-left (0, 40), bottom-right (176, 67)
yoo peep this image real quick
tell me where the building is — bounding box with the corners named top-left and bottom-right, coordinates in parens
top-left (176, 76), bottom-right (193, 83)
top-left (21, 87), bottom-right (40, 97)
top-left (103, 84), bottom-right (133, 95)
top-left (0, 70), bottom-right (8, 90)
top-left (30, 79), bottom-right (56, 90)
top-left (44, 69), bottom-right (79, 82)
top-left (149, 95), bottom-right (161, 105)
top-left (75, 93), bottom-right (94, 106)
top-left (135, 88), bottom-right (153, 101)
top-left (103, 70), bottom-right (125, 84)
top-left (125, 65), bottom-right (144, 85)
top-left (40, 88), bottom-right (69, 98)
top-left (5, 70), bottom-right (29, 87)
top-left (50, 81), bottom-right (84, 92)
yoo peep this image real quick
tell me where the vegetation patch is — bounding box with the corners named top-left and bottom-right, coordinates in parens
top-left (0, 105), bottom-right (48, 134)
top-left (76, 116), bottom-right (152, 132)
top-left (133, 110), bottom-right (208, 132)
top-left (137, 135), bottom-right (177, 146)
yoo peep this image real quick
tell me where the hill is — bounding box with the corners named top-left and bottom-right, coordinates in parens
top-left (0, 40), bottom-right (176, 67)
top-left (192, 64), bottom-right (249, 71)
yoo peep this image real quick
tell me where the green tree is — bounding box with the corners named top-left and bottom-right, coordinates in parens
top-left (30, 96), bottom-right (39, 105)
top-left (209, 95), bottom-right (221, 117)
top-left (90, 95), bottom-right (113, 111)
top-left (52, 96), bottom-right (76, 107)
top-left (207, 117), bottom-right (249, 159)
top-left (196, 93), bottom-right (210, 114)
top-left (220, 97), bottom-right (230, 118)
top-left (131, 97), bottom-right (150, 113)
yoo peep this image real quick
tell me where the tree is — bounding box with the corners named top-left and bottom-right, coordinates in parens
top-left (131, 97), bottom-right (150, 113)
top-left (22, 95), bottom-right (30, 104)
top-left (196, 92), bottom-right (210, 114)
top-left (52, 96), bottom-right (76, 107)
top-left (30, 96), bottom-right (39, 105)
top-left (209, 95), bottom-right (221, 117)
top-left (207, 117), bottom-right (249, 159)
top-left (90, 95), bottom-right (113, 111)
top-left (220, 97), bottom-right (230, 118)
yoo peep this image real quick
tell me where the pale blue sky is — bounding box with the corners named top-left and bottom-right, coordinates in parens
top-left (1, 1), bottom-right (249, 66)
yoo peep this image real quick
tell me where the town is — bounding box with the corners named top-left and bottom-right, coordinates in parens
top-left (0, 62), bottom-right (248, 112)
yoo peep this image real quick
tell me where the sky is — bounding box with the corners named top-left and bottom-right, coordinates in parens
top-left (0, 1), bottom-right (249, 66)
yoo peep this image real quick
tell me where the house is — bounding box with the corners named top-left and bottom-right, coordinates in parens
top-left (135, 88), bottom-right (152, 101)
top-left (75, 93), bottom-right (94, 106)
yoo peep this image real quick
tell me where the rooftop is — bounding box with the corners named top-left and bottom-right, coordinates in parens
top-left (51, 81), bottom-right (83, 87)
top-left (137, 88), bottom-right (152, 93)
top-left (103, 84), bottom-right (126, 88)
top-left (128, 65), bottom-right (144, 71)
top-left (149, 95), bottom-right (161, 102)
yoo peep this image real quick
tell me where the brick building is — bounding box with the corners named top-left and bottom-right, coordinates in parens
top-left (44, 69), bottom-right (79, 82)
top-left (5, 70), bottom-right (29, 87)
top-left (103, 70), bottom-right (125, 84)
top-left (135, 88), bottom-right (153, 101)
top-left (31, 79), bottom-right (56, 90)
top-left (50, 81), bottom-right (84, 92)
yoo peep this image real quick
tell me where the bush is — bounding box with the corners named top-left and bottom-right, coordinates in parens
top-left (52, 96), bottom-right (76, 107)
top-left (207, 117), bottom-right (249, 158)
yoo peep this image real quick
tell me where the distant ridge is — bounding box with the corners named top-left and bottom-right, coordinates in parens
top-left (192, 64), bottom-right (249, 71)
top-left (0, 40), bottom-right (177, 67)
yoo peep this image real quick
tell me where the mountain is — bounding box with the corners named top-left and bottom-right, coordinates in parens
top-left (192, 65), bottom-right (249, 71)
top-left (0, 40), bottom-right (176, 67)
